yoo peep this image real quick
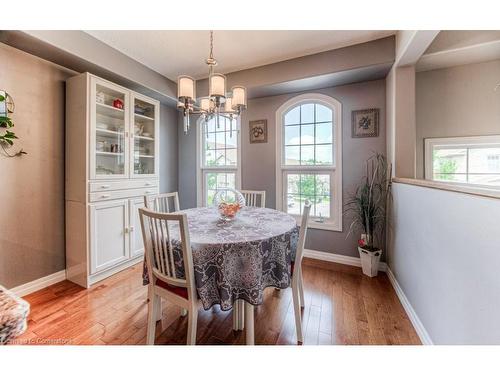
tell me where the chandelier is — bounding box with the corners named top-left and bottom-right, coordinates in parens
top-left (177, 31), bottom-right (247, 134)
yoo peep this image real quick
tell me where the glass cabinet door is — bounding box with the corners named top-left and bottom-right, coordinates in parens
top-left (92, 79), bottom-right (129, 178)
top-left (131, 95), bottom-right (157, 177)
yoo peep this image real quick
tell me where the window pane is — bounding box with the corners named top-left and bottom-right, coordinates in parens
top-left (284, 106), bottom-right (300, 125)
top-left (315, 122), bottom-right (332, 144)
top-left (285, 173), bottom-right (332, 219)
top-left (299, 174), bottom-right (316, 199)
top-left (287, 174), bottom-right (300, 194)
top-left (301, 124), bottom-right (314, 145)
top-left (468, 174), bottom-right (500, 186)
top-left (315, 196), bottom-right (331, 219)
top-left (287, 194), bottom-right (301, 215)
top-left (433, 173), bottom-right (467, 182)
top-left (469, 148), bottom-right (500, 174)
top-left (215, 131), bottom-right (225, 148)
top-left (206, 132), bottom-right (216, 150)
top-left (285, 125), bottom-right (300, 145)
top-left (206, 119), bottom-right (216, 133)
top-left (301, 145), bottom-right (315, 165)
top-left (285, 146), bottom-right (300, 165)
top-left (215, 149), bottom-right (226, 166)
top-left (433, 148), bottom-right (467, 174)
top-left (226, 131), bottom-right (237, 148)
top-left (301, 103), bottom-right (314, 123)
top-left (226, 173), bottom-right (236, 187)
top-left (226, 148), bottom-right (237, 166)
top-left (316, 175), bottom-right (330, 196)
top-left (206, 173), bottom-right (217, 190)
top-left (205, 149), bottom-right (216, 166)
top-left (315, 144), bottom-right (333, 165)
top-left (315, 104), bottom-right (332, 123)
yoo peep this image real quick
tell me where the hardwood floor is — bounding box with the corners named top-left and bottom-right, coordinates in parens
top-left (14, 259), bottom-right (420, 345)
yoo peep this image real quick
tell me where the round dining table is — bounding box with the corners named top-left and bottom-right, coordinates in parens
top-left (142, 206), bottom-right (299, 344)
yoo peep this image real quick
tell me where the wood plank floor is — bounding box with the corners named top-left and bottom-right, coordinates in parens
top-left (13, 259), bottom-right (420, 345)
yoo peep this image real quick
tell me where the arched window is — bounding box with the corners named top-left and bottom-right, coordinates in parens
top-left (196, 115), bottom-right (241, 206)
top-left (276, 93), bottom-right (342, 231)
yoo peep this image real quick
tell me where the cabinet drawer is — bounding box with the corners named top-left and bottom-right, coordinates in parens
top-left (89, 179), bottom-right (158, 192)
top-left (90, 187), bottom-right (159, 202)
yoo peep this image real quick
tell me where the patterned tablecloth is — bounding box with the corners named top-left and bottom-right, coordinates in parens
top-left (0, 285), bottom-right (30, 345)
top-left (143, 206), bottom-right (299, 311)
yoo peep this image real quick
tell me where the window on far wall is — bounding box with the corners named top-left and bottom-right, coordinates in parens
top-left (276, 93), bottom-right (342, 231)
top-left (425, 135), bottom-right (500, 189)
top-left (198, 115), bottom-right (241, 206)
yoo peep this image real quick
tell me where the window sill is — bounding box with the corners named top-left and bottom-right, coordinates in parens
top-left (392, 177), bottom-right (500, 200)
top-left (294, 217), bottom-right (342, 232)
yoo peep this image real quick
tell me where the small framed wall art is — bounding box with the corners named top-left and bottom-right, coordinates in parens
top-left (351, 108), bottom-right (379, 138)
top-left (249, 119), bottom-right (268, 143)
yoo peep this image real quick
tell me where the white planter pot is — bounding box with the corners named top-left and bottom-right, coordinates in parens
top-left (358, 247), bottom-right (382, 277)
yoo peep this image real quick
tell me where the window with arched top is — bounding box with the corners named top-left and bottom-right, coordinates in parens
top-left (276, 93), bottom-right (342, 231)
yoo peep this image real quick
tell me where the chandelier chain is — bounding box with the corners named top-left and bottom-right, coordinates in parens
top-left (209, 30), bottom-right (214, 60)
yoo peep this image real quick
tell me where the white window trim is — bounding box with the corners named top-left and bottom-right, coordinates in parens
top-left (425, 135), bottom-right (500, 191)
top-left (275, 93), bottom-right (343, 231)
top-left (196, 116), bottom-right (242, 207)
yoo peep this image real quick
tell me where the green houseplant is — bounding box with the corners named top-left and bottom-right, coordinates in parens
top-left (0, 93), bottom-right (26, 157)
top-left (345, 153), bottom-right (391, 276)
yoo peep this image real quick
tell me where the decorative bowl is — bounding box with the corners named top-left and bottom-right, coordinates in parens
top-left (213, 188), bottom-right (246, 221)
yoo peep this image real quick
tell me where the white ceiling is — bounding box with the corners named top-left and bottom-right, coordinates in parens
top-left (85, 30), bottom-right (394, 81)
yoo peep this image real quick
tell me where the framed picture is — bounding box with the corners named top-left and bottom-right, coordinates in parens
top-left (351, 108), bottom-right (379, 138)
top-left (249, 119), bottom-right (268, 143)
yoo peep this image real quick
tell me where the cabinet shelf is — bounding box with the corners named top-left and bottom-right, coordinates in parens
top-left (135, 135), bottom-right (154, 141)
top-left (96, 102), bottom-right (125, 119)
top-left (96, 128), bottom-right (124, 136)
top-left (134, 113), bottom-right (154, 121)
top-left (96, 151), bottom-right (124, 156)
top-left (136, 154), bottom-right (155, 158)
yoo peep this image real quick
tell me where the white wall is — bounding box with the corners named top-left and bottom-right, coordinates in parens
top-left (390, 182), bottom-right (500, 344)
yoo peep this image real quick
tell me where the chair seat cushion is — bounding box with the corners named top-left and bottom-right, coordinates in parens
top-left (155, 279), bottom-right (189, 299)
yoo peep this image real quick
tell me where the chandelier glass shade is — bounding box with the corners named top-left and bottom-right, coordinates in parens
top-left (177, 31), bottom-right (247, 133)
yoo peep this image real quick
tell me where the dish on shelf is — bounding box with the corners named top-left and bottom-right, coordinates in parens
top-left (142, 132), bottom-right (151, 137)
top-left (134, 104), bottom-right (151, 116)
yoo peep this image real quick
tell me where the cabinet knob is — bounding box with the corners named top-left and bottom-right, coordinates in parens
top-left (124, 227), bottom-right (129, 234)
top-left (100, 194), bottom-right (111, 198)
top-left (100, 185), bottom-right (111, 189)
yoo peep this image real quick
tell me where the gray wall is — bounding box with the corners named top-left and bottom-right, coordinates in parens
top-left (0, 43), bottom-right (72, 288)
top-left (178, 79), bottom-right (386, 257)
top-left (0, 42), bottom-right (179, 288)
top-left (389, 182), bottom-right (500, 344)
top-left (415, 59), bottom-right (500, 178)
top-left (159, 105), bottom-right (179, 193)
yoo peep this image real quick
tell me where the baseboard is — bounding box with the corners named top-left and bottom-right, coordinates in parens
top-left (386, 267), bottom-right (433, 345)
top-left (303, 249), bottom-right (387, 272)
top-left (10, 270), bottom-right (67, 297)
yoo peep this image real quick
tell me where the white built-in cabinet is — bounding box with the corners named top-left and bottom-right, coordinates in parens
top-left (65, 73), bottom-right (160, 287)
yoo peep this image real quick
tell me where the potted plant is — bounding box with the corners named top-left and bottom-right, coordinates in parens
top-left (0, 92), bottom-right (26, 157)
top-left (345, 153), bottom-right (391, 277)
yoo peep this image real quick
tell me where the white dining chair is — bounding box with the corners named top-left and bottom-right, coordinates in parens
top-left (240, 190), bottom-right (266, 208)
top-left (139, 208), bottom-right (199, 345)
top-left (291, 200), bottom-right (311, 344)
top-left (144, 191), bottom-right (180, 213)
top-left (143, 191), bottom-right (186, 317)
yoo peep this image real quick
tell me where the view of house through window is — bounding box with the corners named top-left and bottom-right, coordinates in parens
top-left (426, 136), bottom-right (500, 188)
top-left (200, 116), bottom-right (240, 205)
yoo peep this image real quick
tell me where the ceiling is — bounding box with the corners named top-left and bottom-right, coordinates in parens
top-left (85, 30), bottom-right (395, 81)
top-left (416, 30), bottom-right (500, 72)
